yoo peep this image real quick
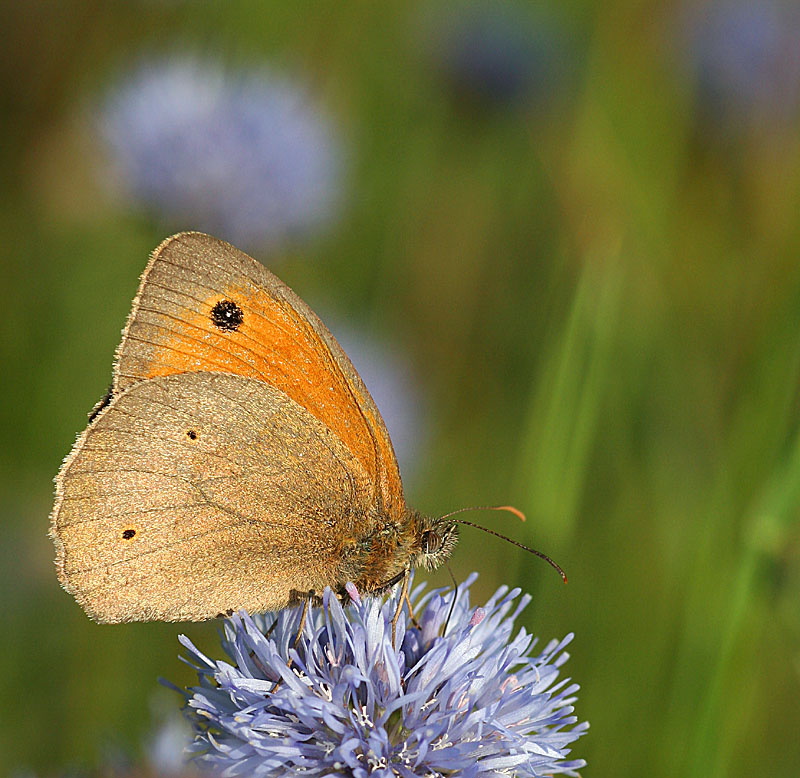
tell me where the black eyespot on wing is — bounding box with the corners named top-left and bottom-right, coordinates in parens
top-left (122, 528), bottom-right (136, 540)
top-left (210, 299), bottom-right (243, 332)
top-left (186, 429), bottom-right (198, 440)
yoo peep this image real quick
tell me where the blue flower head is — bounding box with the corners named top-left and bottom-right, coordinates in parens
top-left (177, 574), bottom-right (588, 776)
top-left (98, 56), bottom-right (342, 250)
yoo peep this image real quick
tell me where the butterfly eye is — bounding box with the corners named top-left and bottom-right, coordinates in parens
top-left (421, 530), bottom-right (442, 555)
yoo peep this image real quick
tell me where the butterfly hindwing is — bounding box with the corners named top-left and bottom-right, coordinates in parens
top-left (51, 372), bottom-right (373, 622)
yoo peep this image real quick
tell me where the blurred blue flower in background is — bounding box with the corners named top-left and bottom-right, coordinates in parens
top-left (146, 707), bottom-right (194, 776)
top-left (682, 0), bottom-right (800, 130)
top-left (329, 322), bottom-right (426, 482)
top-left (430, 5), bottom-right (567, 111)
top-left (178, 574), bottom-right (588, 777)
top-left (98, 56), bottom-right (342, 250)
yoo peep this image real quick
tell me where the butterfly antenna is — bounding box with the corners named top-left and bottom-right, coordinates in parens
top-left (437, 504), bottom-right (526, 522)
top-left (443, 561), bottom-right (459, 636)
top-left (452, 520), bottom-right (567, 583)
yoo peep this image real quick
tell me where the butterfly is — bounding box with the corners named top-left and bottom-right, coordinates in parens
top-left (49, 232), bottom-right (466, 624)
top-left (50, 232), bottom-right (563, 628)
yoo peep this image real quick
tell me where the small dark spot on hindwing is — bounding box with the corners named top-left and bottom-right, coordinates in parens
top-left (122, 528), bottom-right (136, 540)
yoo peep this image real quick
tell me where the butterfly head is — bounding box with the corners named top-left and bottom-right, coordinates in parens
top-left (412, 514), bottom-right (459, 571)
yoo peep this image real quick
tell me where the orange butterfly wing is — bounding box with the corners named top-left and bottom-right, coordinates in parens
top-left (111, 232), bottom-right (405, 520)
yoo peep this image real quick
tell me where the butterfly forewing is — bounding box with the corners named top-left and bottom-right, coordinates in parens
top-left (112, 232), bottom-right (405, 520)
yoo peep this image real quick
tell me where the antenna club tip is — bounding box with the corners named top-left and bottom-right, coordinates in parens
top-left (498, 505), bottom-right (526, 522)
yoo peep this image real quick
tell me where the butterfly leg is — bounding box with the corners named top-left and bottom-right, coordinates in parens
top-left (391, 569), bottom-right (410, 649)
top-left (263, 616), bottom-right (280, 640)
top-left (246, 613), bottom-right (281, 674)
top-left (269, 591), bottom-right (315, 694)
top-left (403, 588), bottom-right (420, 629)
top-left (292, 590), bottom-right (314, 649)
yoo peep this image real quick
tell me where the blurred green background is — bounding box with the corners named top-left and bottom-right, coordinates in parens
top-left (2, 1), bottom-right (800, 776)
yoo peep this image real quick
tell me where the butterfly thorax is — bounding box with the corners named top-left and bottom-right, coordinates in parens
top-left (343, 510), bottom-right (459, 597)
